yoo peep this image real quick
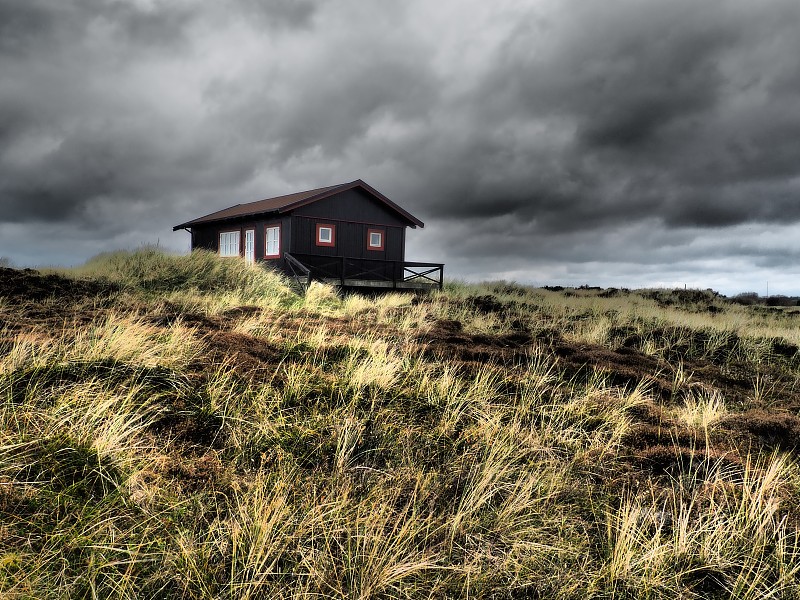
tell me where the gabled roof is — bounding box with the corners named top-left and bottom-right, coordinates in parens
top-left (173, 179), bottom-right (424, 230)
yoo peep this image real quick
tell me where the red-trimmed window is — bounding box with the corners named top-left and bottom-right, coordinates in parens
top-left (265, 224), bottom-right (281, 258)
top-left (219, 230), bottom-right (240, 257)
top-left (316, 223), bottom-right (335, 247)
top-left (367, 228), bottom-right (385, 251)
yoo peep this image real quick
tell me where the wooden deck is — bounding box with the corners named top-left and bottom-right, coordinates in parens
top-left (284, 253), bottom-right (443, 291)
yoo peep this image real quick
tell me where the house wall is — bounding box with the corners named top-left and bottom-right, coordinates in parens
top-left (186, 187), bottom-right (415, 282)
top-left (287, 217), bottom-right (401, 261)
top-left (289, 189), bottom-right (407, 262)
top-left (191, 225), bottom-right (218, 252)
top-left (189, 216), bottom-right (291, 272)
top-left (292, 188), bottom-right (410, 227)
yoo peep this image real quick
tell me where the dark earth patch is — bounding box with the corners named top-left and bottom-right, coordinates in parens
top-left (0, 267), bottom-right (117, 303)
top-left (722, 410), bottom-right (800, 452)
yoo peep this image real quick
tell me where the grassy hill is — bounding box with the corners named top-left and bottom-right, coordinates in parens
top-left (2, 249), bottom-right (800, 598)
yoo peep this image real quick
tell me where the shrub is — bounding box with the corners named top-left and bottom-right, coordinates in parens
top-left (766, 295), bottom-right (795, 307)
top-left (732, 292), bottom-right (760, 306)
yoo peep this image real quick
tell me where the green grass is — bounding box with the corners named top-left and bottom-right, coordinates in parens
top-left (2, 249), bottom-right (800, 598)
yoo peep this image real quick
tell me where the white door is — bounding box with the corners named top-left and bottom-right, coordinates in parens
top-left (244, 229), bottom-right (255, 265)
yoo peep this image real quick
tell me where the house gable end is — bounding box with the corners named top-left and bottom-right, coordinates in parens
top-left (290, 187), bottom-right (411, 227)
top-left (280, 180), bottom-right (423, 228)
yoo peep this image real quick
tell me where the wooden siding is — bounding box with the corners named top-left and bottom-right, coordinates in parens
top-left (387, 226), bottom-right (404, 262)
top-left (290, 216), bottom-right (404, 262)
top-left (190, 216), bottom-right (291, 271)
top-left (192, 225), bottom-right (218, 252)
top-left (291, 188), bottom-right (409, 228)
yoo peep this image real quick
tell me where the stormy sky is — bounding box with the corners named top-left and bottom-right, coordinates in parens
top-left (2, 0), bottom-right (800, 295)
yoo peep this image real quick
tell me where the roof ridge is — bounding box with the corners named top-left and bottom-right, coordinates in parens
top-left (173, 180), bottom-right (423, 230)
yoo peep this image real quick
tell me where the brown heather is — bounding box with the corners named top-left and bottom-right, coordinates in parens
top-left (1, 250), bottom-right (800, 598)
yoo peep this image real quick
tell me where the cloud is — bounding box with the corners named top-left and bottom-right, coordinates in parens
top-left (379, 0), bottom-right (800, 237)
top-left (1, 0), bottom-right (800, 294)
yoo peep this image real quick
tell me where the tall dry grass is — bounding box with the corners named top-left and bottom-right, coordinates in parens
top-left (2, 261), bottom-right (800, 597)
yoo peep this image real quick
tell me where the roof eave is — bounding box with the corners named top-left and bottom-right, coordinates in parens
top-left (173, 209), bottom-right (281, 230)
top-left (354, 179), bottom-right (425, 228)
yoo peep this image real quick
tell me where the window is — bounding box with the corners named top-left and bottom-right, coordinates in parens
top-left (367, 228), bottom-right (384, 251)
top-left (265, 224), bottom-right (281, 258)
top-left (316, 223), bottom-right (335, 247)
top-left (219, 231), bottom-right (240, 257)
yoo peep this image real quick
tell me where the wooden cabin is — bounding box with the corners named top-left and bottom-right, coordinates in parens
top-left (173, 179), bottom-right (443, 290)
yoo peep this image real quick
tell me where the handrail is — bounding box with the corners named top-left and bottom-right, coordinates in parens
top-left (287, 253), bottom-right (443, 290)
top-left (403, 261), bottom-right (445, 268)
top-left (284, 252), bottom-right (311, 275)
top-left (283, 252), bottom-right (312, 291)
top-left (292, 253), bottom-right (441, 267)
top-left (402, 265), bottom-right (443, 289)
top-left (403, 266), bottom-right (441, 283)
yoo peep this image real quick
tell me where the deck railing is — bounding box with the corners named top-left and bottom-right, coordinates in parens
top-left (402, 262), bottom-right (445, 288)
top-left (284, 252), bottom-right (312, 291)
top-left (285, 253), bottom-right (443, 290)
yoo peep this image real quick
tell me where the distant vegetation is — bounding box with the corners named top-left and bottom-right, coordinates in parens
top-left (2, 249), bottom-right (800, 598)
top-left (731, 292), bottom-right (799, 307)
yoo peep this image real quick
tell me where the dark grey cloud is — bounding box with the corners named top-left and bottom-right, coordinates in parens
top-left (0, 0), bottom-right (195, 57)
top-left (1, 0), bottom-right (800, 294)
top-left (233, 0), bottom-right (321, 30)
top-left (384, 0), bottom-right (800, 239)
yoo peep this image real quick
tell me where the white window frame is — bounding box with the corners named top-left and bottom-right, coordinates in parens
top-left (219, 230), bottom-right (240, 257)
top-left (316, 223), bottom-right (335, 247)
top-left (368, 230), bottom-right (383, 250)
top-left (265, 224), bottom-right (281, 258)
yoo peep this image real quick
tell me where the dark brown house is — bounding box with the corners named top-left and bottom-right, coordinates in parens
top-left (173, 179), bottom-right (443, 290)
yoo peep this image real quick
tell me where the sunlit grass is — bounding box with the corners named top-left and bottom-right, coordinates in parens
top-left (602, 453), bottom-right (800, 599)
top-left (677, 387), bottom-right (727, 433)
top-left (3, 255), bottom-right (800, 597)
